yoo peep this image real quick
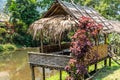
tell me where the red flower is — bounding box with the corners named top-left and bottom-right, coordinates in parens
top-left (65, 65), bottom-right (71, 71)
top-left (65, 16), bottom-right (103, 79)
top-left (66, 76), bottom-right (74, 80)
top-left (69, 59), bottom-right (77, 65)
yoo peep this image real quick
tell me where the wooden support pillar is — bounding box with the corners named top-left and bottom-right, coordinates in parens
top-left (43, 67), bottom-right (45, 80)
top-left (58, 33), bottom-right (62, 51)
top-left (109, 57), bottom-right (111, 66)
top-left (104, 58), bottom-right (107, 67)
top-left (94, 63), bottom-right (97, 72)
top-left (104, 34), bottom-right (108, 67)
top-left (104, 34), bottom-right (107, 44)
top-left (40, 30), bottom-right (44, 53)
top-left (60, 70), bottom-right (62, 80)
top-left (30, 65), bottom-right (35, 80)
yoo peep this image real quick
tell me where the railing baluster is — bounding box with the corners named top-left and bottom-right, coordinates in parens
top-left (60, 70), bottom-right (62, 80)
top-left (43, 67), bottom-right (45, 80)
top-left (30, 65), bottom-right (35, 80)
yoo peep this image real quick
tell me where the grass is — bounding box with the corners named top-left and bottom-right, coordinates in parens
top-left (46, 71), bottom-right (68, 80)
top-left (93, 60), bottom-right (120, 80)
top-left (47, 60), bottom-right (120, 80)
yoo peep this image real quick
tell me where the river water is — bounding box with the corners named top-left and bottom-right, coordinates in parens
top-left (0, 48), bottom-right (57, 80)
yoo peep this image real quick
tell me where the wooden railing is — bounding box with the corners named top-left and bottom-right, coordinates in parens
top-left (28, 44), bottom-right (111, 80)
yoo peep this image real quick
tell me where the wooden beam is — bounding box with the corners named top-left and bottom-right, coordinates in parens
top-left (49, 5), bottom-right (61, 16)
top-left (104, 34), bottom-right (107, 44)
top-left (30, 65), bottom-right (35, 80)
top-left (94, 63), bottom-right (97, 72)
top-left (43, 67), bottom-right (45, 80)
top-left (104, 59), bottom-right (107, 67)
top-left (109, 57), bottom-right (111, 66)
top-left (60, 70), bottom-right (62, 80)
top-left (40, 30), bottom-right (44, 53)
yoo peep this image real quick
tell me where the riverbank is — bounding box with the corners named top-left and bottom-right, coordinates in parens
top-left (0, 43), bottom-right (40, 53)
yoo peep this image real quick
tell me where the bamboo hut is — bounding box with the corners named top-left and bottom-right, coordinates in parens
top-left (29, 0), bottom-right (120, 52)
top-left (28, 0), bottom-right (120, 80)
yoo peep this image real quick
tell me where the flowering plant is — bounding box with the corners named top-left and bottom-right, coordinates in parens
top-left (65, 16), bottom-right (103, 80)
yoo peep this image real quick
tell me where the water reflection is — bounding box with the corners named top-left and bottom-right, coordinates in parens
top-left (0, 48), bottom-right (58, 80)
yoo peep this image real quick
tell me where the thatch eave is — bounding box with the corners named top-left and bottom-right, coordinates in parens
top-left (29, 15), bottom-right (76, 41)
top-left (109, 20), bottom-right (120, 34)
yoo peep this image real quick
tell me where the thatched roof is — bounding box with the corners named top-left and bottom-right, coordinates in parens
top-left (29, 0), bottom-right (120, 41)
top-left (29, 15), bottom-right (76, 40)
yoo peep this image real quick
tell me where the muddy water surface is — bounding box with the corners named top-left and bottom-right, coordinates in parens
top-left (0, 48), bottom-right (57, 80)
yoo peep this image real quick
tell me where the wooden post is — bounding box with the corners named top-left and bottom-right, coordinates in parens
top-left (94, 63), bottom-right (97, 72)
top-left (94, 36), bottom-right (98, 72)
top-left (40, 30), bottom-right (44, 53)
top-left (104, 34), bottom-right (107, 44)
top-left (43, 67), bottom-right (45, 80)
top-left (104, 34), bottom-right (108, 67)
top-left (104, 58), bottom-right (107, 67)
top-left (58, 33), bottom-right (62, 51)
top-left (109, 57), bottom-right (111, 66)
top-left (60, 70), bottom-right (62, 80)
top-left (30, 65), bottom-right (35, 80)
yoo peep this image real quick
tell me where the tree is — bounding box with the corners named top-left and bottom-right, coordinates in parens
top-left (5, 0), bottom-right (40, 26)
top-left (4, 0), bottom-right (40, 47)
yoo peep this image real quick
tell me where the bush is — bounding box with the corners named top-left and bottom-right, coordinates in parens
top-left (3, 44), bottom-right (16, 51)
top-left (0, 45), bottom-right (4, 52)
top-left (0, 28), bottom-right (6, 34)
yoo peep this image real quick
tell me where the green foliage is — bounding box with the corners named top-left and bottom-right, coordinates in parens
top-left (4, 0), bottom-right (40, 47)
top-left (15, 20), bottom-right (27, 35)
top-left (3, 43), bottom-right (16, 51)
top-left (94, 0), bottom-right (120, 19)
top-left (46, 71), bottom-right (68, 80)
top-left (108, 33), bottom-right (120, 45)
top-left (0, 28), bottom-right (6, 34)
top-left (80, 0), bottom-right (120, 20)
top-left (0, 44), bottom-right (16, 52)
top-left (5, 0), bottom-right (40, 26)
top-left (4, 0), bottom-right (120, 47)
top-left (0, 45), bottom-right (4, 52)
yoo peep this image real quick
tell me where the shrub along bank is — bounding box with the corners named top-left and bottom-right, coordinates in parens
top-left (0, 44), bottom-right (16, 52)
